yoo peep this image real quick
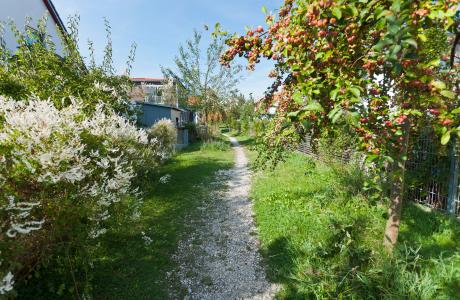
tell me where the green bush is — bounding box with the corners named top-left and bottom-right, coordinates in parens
top-left (148, 118), bottom-right (177, 155)
top-left (200, 140), bottom-right (231, 151)
top-left (0, 17), bottom-right (166, 299)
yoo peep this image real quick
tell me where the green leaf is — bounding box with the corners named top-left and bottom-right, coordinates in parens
top-left (373, 38), bottom-right (393, 51)
top-left (262, 6), bottom-right (268, 14)
top-left (287, 111), bottom-right (300, 118)
top-left (330, 88), bottom-right (339, 100)
top-left (391, 0), bottom-right (401, 12)
top-left (441, 131), bottom-right (451, 145)
top-left (451, 108), bottom-right (460, 114)
top-left (441, 90), bottom-right (455, 99)
top-left (327, 106), bottom-right (341, 119)
top-left (431, 80), bottom-right (446, 90)
top-left (348, 4), bottom-right (358, 17)
top-left (417, 33), bottom-right (427, 42)
top-left (293, 92), bottom-right (304, 104)
top-left (389, 24), bottom-right (400, 35)
top-left (390, 44), bottom-right (402, 58)
top-left (349, 87), bottom-right (361, 98)
top-left (304, 102), bottom-right (324, 112)
top-left (332, 109), bottom-right (343, 123)
top-left (403, 38), bottom-right (417, 48)
top-left (332, 7), bottom-right (342, 20)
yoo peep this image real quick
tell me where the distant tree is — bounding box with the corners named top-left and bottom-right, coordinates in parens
top-left (162, 29), bottom-right (242, 122)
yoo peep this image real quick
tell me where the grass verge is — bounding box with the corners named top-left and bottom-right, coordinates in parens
top-left (250, 152), bottom-right (460, 299)
top-left (90, 141), bottom-right (234, 299)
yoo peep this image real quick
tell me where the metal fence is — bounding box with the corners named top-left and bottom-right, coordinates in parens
top-left (297, 132), bottom-right (460, 218)
top-left (406, 130), bottom-right (460, 217)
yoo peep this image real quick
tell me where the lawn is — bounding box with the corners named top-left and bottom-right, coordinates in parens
top-left (89, 142), bottom-right (234, 299)
top-left (250, 152), bottom-right (460, 299)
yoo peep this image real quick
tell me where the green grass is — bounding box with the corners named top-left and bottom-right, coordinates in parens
top-left (90, 142), bottom-right (234, 299)
top-left (250, 152), bottom-right (460, 299)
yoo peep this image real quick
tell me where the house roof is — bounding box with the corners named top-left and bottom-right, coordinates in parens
top-left (42, 0), bottom-right (67, 34)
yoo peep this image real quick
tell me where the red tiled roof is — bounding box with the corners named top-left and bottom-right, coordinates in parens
top-left (131, 77), bottom-right (165, 82)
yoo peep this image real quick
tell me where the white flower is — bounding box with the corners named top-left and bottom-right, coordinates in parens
top-left (141, 231), bottom-right (153, 245)
top-left (159, 174), bottom-right (171, 184)
top-left (0, 272), bottom-right (14, 295)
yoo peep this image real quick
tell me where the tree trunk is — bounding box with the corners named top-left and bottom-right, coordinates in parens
top-left (383, 120), bottom-right (410, 253)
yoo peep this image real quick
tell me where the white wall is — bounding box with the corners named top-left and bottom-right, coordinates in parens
top-left (0, 0), bottom-right (64, 55)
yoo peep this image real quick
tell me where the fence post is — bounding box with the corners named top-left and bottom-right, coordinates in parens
top-left (447, 135), bottom-right (458, 214)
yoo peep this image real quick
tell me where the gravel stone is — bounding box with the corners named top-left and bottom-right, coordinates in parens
top-left (170, 137), bottom-right (279, 299)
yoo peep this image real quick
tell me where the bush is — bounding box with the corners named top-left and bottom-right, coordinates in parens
top-left (0, 96), bottom-right (169, 297)
top-left (253, 119), bottom-right (268, 137)
top-left (148, 119), bottom-right (177, 156)
top-left (0, 18), bottom-right (171, 298)
top-left (200, 140), bottom-right (231, 151)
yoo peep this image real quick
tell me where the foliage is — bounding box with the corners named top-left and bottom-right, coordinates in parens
top-left (0, 17), bottom-right (169, 298)
top-left (0, 16), bottom-right (136, 116)
top-left (200, 140), bottom-right (231, 151)
top-left (148, 118), bottom-right (178, 156)
top-left (0, 96), bottom-right (168, 297)
top-left (251, 152), bottom-right (460, 299)
top-left (316, 125), bottom-right (360, 164)
top-left (162, 29), bottom-right (242, 122)
top-left (221, 0), bottom-right (460, 249)
top-left (220, 0), bottom-right (459, 167)
top-left (224, 92), bottom-right (256, 134)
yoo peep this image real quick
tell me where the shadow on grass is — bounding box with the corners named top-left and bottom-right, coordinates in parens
top-left (398, 203), bottom-right (460, 259)
top-left (261, 216), bottom-right (376, 298)
top-left (91, 148), bottom-right (233, 300)
top-left (237, 137), bottom-right (255, 147)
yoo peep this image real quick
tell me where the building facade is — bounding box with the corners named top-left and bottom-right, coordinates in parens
top-left (130, 77), bottom-right (179, 107)
top-left (0, 0), bottom-right (66, 55)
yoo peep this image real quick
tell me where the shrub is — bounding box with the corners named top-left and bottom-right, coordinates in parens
top-left (0, 17), bottom-right (173, 298)
top-left (200, 140), bottom-right (230, 151)
top-left (0, 96), bottom-right (166, 297)
top-left (148, 119), bottom-right (177, 156)
top-left (253, 119), bottom-right (268, 137)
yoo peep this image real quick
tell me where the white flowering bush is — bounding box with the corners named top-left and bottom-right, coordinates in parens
top-left (147, 119), bottom-right (177, 157)
top-left (0, 96), bottom-right (167, 295)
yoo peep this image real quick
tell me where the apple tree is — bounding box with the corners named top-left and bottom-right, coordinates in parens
top-left (220, 0), bottom-right (460, 251)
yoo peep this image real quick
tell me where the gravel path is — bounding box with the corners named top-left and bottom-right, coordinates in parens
top-left (169, 136), bottom-right (279, 299)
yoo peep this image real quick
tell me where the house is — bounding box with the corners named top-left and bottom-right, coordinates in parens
top-left (131, 77), bottom-right (195, 148)
top-left (130, 77), bottom-right (179, 106)
top-left (0, 0), bottom-right (66, 55)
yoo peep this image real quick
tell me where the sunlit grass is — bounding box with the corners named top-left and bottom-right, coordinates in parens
top-left (250, 152), bottom-right (460, 299)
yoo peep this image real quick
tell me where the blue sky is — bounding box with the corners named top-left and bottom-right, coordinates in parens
top-left (52, 0), bottom-right (283, 99)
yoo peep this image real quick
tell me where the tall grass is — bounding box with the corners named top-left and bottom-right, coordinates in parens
top-left (250, 153), bottom-right (460, 299)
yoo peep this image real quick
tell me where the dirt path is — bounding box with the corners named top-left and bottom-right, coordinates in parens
top-left (169, 136), bottom-right (278, 299)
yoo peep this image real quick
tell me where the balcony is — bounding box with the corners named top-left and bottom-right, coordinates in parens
top-left (144, 95), bottom-right (164, 104)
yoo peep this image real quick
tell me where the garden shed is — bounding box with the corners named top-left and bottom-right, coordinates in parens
top-left (136, 102), bottom-right (192, 149)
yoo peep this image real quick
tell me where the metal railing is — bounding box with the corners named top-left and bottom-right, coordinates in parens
top-left (297, 132), bottom-right (459, 218)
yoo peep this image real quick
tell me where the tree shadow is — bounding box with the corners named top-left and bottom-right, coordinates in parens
top-left (398, 203), bottom-right (460, 259)
top-left (261, 216), bottom-right (377, 299)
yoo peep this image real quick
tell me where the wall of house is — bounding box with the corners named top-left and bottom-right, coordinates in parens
top-left (0, 0), bottom-right (64, 55)
top-left (137, 102), bottom-right (173, 127)
top-left (171, 109), bottom-right (181, 127)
